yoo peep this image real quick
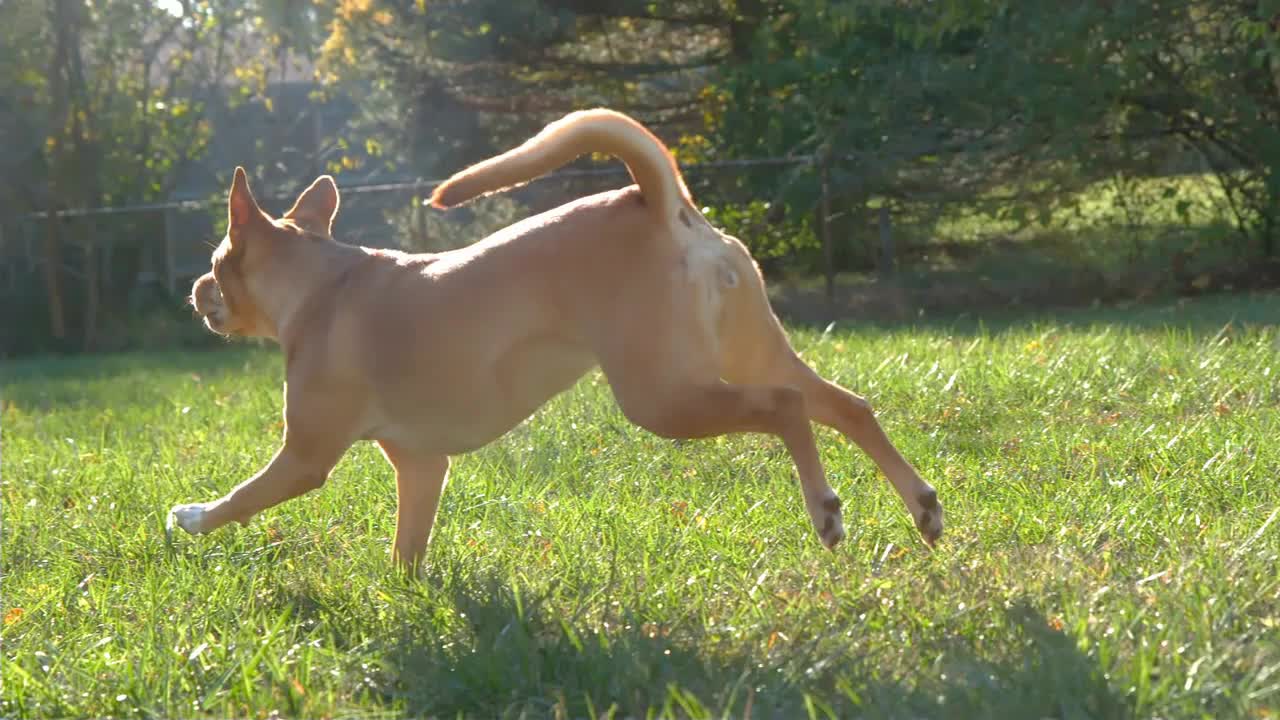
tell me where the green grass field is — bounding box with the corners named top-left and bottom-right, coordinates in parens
top-left (3, 292), bottom-right (1279, 719)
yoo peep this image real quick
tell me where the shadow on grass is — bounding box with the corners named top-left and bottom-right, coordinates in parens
top-left (297, 571), bottom-right (1131, 719)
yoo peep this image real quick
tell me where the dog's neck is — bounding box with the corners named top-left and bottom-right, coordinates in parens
top-left (249, 236), bottom-right (363, 345)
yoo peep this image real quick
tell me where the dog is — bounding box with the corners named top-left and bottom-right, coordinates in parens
top-left (170, 109), bottom-right (943, 570)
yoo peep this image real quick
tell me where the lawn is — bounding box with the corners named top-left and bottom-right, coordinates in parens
top-left (3, 292), bottom-right (1279, 719)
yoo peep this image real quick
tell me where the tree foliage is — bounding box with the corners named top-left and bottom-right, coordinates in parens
top-left (6, 0), bottom-right (1280, 354)
top-left (711, 0), bottom-right (1280, 255)
top-left (0, 0), bottom-right (293, 350)
top-left (318, 0), bottom-right (745, 174)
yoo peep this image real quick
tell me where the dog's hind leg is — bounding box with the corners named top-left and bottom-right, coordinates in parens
top-left (377, 442), bottom-right (449, 573)
top-left (759, 354), bottom-right (942, 546)
top-left (708, 250), bottom-right (942, 545)
top-left (718, 302), bottom-right (942, 545)
top-left (604, 362), bottom-right (846, 549)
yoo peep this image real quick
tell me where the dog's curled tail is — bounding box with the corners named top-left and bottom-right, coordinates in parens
top-left (429, 109), bottom-right (692, 219)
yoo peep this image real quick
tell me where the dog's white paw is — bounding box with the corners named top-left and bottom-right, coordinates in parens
top-left (168, 502), bottom-right (214, 535)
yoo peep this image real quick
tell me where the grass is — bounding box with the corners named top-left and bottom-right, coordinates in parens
top-left (3, 292), bottom-right (1280, 719)
top-left (920, 171), bottom-right (1239, 273)
top-left (915, 172), bottom-right (1248, 300)
top-left (770, 171), bottom-right (1259, 314)
top-left (930, 171), bottom-right (1237, 242)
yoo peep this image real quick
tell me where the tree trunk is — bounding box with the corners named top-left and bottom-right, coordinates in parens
top-left (729, 0), bottom-right (765, 61)
top-left (45, 0), bottom-right (73, 343)
top-left (49, 0), bottom-right (103, 349)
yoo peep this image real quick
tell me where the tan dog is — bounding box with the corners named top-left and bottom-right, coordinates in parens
top-left (170, 109), bottom-right (942, 569)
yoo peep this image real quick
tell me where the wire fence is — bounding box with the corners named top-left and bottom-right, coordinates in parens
top-left (4, 147), bottom-right (1244, 357)
top-left (2, 153), bottom-right (877, 304)
top-left (17, 154), bottom-right (821, 219)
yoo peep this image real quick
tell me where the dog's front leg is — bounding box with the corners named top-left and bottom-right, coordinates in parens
top-left (168, 434), bottom-right (346, 537)
top-left (377, 441), bottom-right (449, 573)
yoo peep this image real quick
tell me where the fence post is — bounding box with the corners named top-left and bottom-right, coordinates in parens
top-left (82, 220), bottom-right (100, 351)
top-left (23, 218), bottom-right (35, 272)
top-left (0, 222), bottom-right (9, 293)
top-left (878, 204), bottom-right (895, 280)
top-left (820, 156), bottom-right (834, 305)
top-left (163, 206), bottom-right (177, 295)
top-left (43, 211), bottom-right (67, 340)
top-left (102, 232), bottom-right (113, 290)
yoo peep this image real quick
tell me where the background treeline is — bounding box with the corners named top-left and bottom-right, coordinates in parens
top-left (4, 0), bottom-right (1280, 355)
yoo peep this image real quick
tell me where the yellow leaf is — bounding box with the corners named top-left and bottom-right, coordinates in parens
top-left (4, 608), bottom-right (23, 625)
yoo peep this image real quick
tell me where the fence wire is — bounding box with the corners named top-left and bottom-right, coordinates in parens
top-left (16, 154), bottom-right (820, 220)
top-left (2, 154), bottom-right (851, 304)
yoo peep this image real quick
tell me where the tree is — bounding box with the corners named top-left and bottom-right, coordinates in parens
top-left (710, 0), bottom-right (1280, 260)
top-left (318, 0), bottom-right (747, 177)
top-left (0, 0), bottom-right (290, 351)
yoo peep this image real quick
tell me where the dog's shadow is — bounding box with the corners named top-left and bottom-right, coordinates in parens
top-left (274, 568), bottom-right (1130, 719)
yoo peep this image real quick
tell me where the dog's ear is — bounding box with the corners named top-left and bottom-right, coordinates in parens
top-left (227, 166), bottom-right (269, 237)
top-left (283, 175), bottom-right (340, 236)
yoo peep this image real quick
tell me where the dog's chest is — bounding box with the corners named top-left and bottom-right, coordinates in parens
top-left (364, 331), bottom-right (595, 456)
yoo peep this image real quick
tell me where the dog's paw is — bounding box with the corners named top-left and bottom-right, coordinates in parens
top-left (913, 489), bottom-right (944, 547)
top-left (167, 502), bottom-right (214, 536)
top-left (815, 493), bottom-right (845, 550)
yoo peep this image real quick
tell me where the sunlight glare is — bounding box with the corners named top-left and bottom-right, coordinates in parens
top-left (155, 0), bottom-right (184, 16)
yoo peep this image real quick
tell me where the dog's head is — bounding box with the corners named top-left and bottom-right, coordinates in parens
top-left (190, 167), bottom-right (339, 338)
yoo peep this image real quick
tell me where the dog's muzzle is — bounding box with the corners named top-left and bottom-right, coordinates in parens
top-left (190, 273), bottom-right (230, 334)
